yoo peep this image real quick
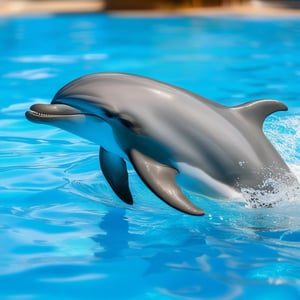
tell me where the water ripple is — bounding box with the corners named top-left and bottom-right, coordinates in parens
top-left (3, 68), bottom-right (59, 80)
top-left (1, 14), bottom-right (300, 300)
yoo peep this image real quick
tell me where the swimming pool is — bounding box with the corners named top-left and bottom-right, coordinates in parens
top-left (0, 13), bottom-right (300, 299)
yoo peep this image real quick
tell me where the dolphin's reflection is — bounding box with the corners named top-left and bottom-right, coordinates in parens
top-left (92, 208), bottom-right (130, 259)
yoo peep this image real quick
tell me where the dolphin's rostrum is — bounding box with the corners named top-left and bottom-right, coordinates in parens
top-left (26, 73), bottom-right (298, 215)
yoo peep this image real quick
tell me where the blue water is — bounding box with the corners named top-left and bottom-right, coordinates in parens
top-left (1, 13), bottom-right (300, 299)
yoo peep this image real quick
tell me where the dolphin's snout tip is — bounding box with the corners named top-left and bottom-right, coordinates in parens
top-left (25, 103), bottom-right (83, 124)
top-left (29, 103), bottom-right (81, 115)
top-left (25, 105), bottom-right (44, 123)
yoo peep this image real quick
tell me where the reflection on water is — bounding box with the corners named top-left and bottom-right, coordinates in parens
top-left (93, 209), bottom-right (129, 259)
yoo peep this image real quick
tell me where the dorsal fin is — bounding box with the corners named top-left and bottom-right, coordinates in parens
top-left (231, 99), bottom-right (288, 128)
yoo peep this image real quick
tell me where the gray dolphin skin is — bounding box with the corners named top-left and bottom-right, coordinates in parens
top-left (26, 72), bottom-right (298, 216)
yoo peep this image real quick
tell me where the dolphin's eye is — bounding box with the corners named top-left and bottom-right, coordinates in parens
top-left (119, 115), bottom-right (141, 133)
top-left (104, 110), bottom-right (115, 118)
top-left (120, 118), bottom-right (134, 128)
top-left (101, 105), bottom-right (118, 119)
top-left (103, 109), bottom-right (118, 119)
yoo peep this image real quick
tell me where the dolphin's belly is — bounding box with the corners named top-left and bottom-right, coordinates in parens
top-left (66, 116), bottom-right (126, 159)
top-left (176, 162), bottom-right (242, 200)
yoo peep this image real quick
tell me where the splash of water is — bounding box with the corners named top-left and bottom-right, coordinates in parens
top-left (241, 115), bottom-right (300, 209)
top-left (241, 177), bottom-right (299, 209)
top-left (264, 115), bottom-right (300, 164)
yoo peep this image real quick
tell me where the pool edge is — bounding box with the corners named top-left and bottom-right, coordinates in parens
top-left (1, 2), bottom-right (300, 17)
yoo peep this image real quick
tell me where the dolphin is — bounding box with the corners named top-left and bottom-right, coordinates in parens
top-left (25, 72), bottom-right (298, 216)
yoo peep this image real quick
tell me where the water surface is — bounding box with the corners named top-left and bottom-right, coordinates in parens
top-left (0, 14), bottom-right (300, 299)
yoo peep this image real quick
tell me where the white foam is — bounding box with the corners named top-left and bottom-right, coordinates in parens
top-left (239, 115), bottom-right (300, 208)
top-left (290, 163), bottom-right (300, 181)
top-left (237, 115), bottom-right (300, 207)
top-left (241, 177), bottom-right (299, 209)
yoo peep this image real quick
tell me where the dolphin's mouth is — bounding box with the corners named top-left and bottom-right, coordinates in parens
top-left (26, 103), bottom-right (84, 123)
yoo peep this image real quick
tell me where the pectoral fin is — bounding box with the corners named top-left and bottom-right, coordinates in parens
top-left (99, 147), bottom-right (133, 205)
top-left (129, 149), bottom-right (205, 216)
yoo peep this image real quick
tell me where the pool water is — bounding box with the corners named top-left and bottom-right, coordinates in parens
top-left (0, 13), bottom-right (300, 299)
